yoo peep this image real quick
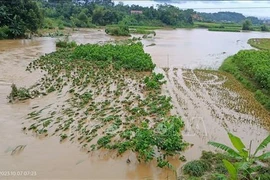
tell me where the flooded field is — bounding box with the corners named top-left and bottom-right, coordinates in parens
top-left (143, 29), bottom-right (270, 69)
top-left (0, 28), bottom-right (270, 179)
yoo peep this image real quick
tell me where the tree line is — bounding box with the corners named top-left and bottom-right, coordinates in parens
top-left (0, 0), bottom-right (268, 39)
top-left (0, 0), bottom-right (195, 39)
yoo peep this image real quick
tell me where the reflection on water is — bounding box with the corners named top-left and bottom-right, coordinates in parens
top-left (0, 28), bottom-right (270, 179)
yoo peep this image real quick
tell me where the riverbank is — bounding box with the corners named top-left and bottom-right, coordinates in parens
top-left (248, 38), bottom-right (270, 50)
top-left (219, 39), bottom-right (270, 111)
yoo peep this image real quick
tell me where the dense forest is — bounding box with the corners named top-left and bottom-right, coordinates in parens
top-left (0, 0), bottom-right (43, 38)
top-left (0, 0), bottom-right (195, 38)
top-left (0, 0), bottom-right (267, 39)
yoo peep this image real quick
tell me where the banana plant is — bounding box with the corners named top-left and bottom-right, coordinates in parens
top-left (208, 132), bottom-right (270, 180)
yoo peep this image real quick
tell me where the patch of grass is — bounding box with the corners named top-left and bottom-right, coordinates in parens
top-left (129, 25), bottom-right (163, 30)
top-left (248, 38), bottom-right (270, 50)
top-left (208, 28), bottom-right (240, 32)
top-left (15, 41), bottom-right (187, 170)
top-left (219, 53), bottom-right (270, 111)
top-left (183, 159), bottom-right (211, 177)
top-left (129, 28), bottom-right (156, 36)
top-left (194, 22), bottom-right (241, 29)
top-left (56, 39), bottom-right (77, 48)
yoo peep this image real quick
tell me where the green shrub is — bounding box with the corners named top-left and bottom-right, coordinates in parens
top-left (208, 28), bottom-right (240, 32)
top-left (0, 26), bottom-right (10, 39)
top-left (56, 39), bottom-right (77, 48)
top-left (144, 73), bottom-right (166, 90)
top-left (7, 84), bottom-right (31, 102)
top-left (183, 160), bottom-right (211, 177)
top-left (72, 42), bottom-right (155, 71)
top-left (105, 26), bottom-right (130, 36)
top-left (58, 24), bottom-right (65, 30)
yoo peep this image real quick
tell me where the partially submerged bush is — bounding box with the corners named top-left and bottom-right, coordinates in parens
top-left (183, 160), bottom-right (211, 177)
top-left (8, 84), bottom-right (31, 102)
top-left (105, 25), bottom-right (130, 36)
top-left (0, 26), bottom-right (9, 39)
top-left (56, 39), bottom-right (77, 48)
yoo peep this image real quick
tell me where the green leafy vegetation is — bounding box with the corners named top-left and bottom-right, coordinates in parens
top-left (72, 42), bottom-right (155, 71)
top-left (1, 0), bottom-right (268, 39)
top-left (261, 24), bottom-right (269, 32)
top-left (194, 21), bottom-right (268, 33)
top-left (39, 1), bottom-right (195, 29)
top-left (13, 41), bottom-right (188, 169)
top-left (183, 160), bottom-right (211, 177)
top-left (56, 36), bottom-right (77, 48)
top-left (208, 28), bottom-right (240, 32)
top-left (56, 40), bottom-right (77, 48)
top-left (7, 84), bottom-right (31, 102)
top-left (0, 0), bottom-right (43, 38)
top-left (144, 73), bottom-right (166, 90)
top-left (208, 132), bottom-right (270, 180)
top-left (181, 133), bottom-right (270, 179)
top-left (105, 25), bottom-right (130, 36)
top-left (219, 50), bottom-right (270, 110)
top-left (194, 22), bottom-right (241, 29)
top-left (248, 38), bottom-right (270, 50)
top-left (242, 20), bottom-right (253, 30)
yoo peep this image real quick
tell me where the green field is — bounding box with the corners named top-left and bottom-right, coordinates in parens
top-left (219, 49), bottom-right (270, 110)
top-left (248, 38), bottom-right (270, 50)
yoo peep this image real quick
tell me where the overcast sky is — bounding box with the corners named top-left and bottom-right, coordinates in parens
top-left (114, 1), bottom-right (270, 18)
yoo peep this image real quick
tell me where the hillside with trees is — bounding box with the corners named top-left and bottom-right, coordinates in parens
top-left (0, 0), bottom-right (43, 39)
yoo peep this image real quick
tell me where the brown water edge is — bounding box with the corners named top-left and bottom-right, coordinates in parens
top-left (0, 29), bottom-right (177, 180)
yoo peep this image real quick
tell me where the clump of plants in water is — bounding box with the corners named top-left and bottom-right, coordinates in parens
top-left (13, 42), bottom-right (188, 169)
top-left (181, 133), bottom-right (270, 180)
top-left (105, 25), bottom-right (130, 36)
top-left (56, 35), bottom-right (77, 48)
top-left (7, 84), bottom-right (31, 102)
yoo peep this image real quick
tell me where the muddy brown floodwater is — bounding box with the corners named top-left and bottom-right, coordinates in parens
top-left (0, 28), bottom-right (270, 180)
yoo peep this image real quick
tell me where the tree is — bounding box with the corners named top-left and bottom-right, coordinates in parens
top-left (261, 24), bottom-right (269, 32)
top-left (0, 0), bottom-right (43, 38)
top-left (242, 20), bottom-right (252, 30)
top-left (208, 132), bottom-right (270, 180)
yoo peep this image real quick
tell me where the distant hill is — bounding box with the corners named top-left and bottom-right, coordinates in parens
top-left (198, 12), bottom-right (262, 24)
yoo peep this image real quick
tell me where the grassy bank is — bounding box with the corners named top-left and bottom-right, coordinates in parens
top-left (208, 28), bottom-right (240, 32)
top-left (248, 38), bottom-right (270, 50)
top-left (194, 22), bottom-right (269, 33)
top-left (219, 50), bottom-right (270, 111)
